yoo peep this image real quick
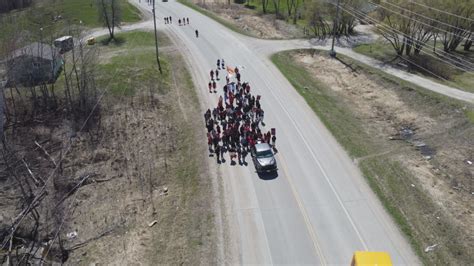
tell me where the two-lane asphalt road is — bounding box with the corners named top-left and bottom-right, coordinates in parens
top-left (130, 0), bottom-right (420, 264)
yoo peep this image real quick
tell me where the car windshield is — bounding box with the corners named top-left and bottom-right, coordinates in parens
top-left (256, 149), bottom-right (273, 158)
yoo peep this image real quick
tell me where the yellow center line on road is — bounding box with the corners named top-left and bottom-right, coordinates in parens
top-left (276, 152), bottom-right (327, 266)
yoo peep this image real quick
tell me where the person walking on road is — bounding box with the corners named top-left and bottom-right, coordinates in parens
top-left (178, 19), bottom-right (181, 25)
top-left (186, 18), bottom-right (189, 24)
top-left (212, 108), bottom-right (218, 121)
top-left (212, 80), bottom-right (217, 93)
top-left (195, 29), bottom-right (199, 38)
top-left (208, 82), bottom-right (212, 93)
top-left (207, 132), bottom-right (213, 153)
top-left (215, 144), bottom-right (221, 163)
top-left (215, 69), bottom-right (219, 80)
top-left (169, 16), bottom-right (172, 23)
top-left (210, 70), bottom-right (214, 80)
top-left (217, 59), bottom-right (220, 70)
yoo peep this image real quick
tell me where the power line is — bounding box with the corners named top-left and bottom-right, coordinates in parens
top-left (368, 0), bottom-right (470, 39)
top-left (380, 0), bottom-right (471, 33)
top-left (340, 3), bottom-right (473, 71)
top-left (324, 0), bottom-right (474, 70)
top-left (338, 3), bottom-right (474, 71)
top-left (408, 0), bottom-right (474, 23)
top-left (330, 3), bottom-right (471, 94)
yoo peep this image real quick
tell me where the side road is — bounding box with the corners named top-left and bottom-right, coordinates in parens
top-left (87, 1), bottom-right (474, 104)
top-left (248, 38), bottom-right (474, 104)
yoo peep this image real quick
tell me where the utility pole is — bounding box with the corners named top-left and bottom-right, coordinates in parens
top-left (330, 0), bottom-right (341, 57)
top-left (152, 0), bottom-right (163, 74)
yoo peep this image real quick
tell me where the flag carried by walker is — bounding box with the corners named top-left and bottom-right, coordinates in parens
top-left (226, 66), bottom-right (235, 77)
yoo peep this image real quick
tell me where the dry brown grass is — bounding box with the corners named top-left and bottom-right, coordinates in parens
top-left (0, 31), bottom-right (216, 264)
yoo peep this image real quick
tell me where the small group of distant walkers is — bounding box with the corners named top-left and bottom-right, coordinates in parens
top-left (164, 16), bottom-right (198, 37)
top-left (164, 16), bottom-right (172, 24)
top-left (164, 16), bottom-right (189, 25)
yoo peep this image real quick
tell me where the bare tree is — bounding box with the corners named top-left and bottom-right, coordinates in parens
top-left (374, 0), bottom-right (435, 56)
top-left (437, 2), bottom-right (473, 52)
top-left (0, 0), bottom-right (33, 14)
top-left (305, 0), bottom-right (330, 38)
top-left (272, 0), bottom-right (281, 18)
top-left (261, 0), bottom-right (269, 14)
top-left (97, 0), bottom-right (122, 42)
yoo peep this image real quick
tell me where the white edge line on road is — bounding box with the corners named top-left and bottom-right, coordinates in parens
top-left (257, 57), bottom-right (370, 251)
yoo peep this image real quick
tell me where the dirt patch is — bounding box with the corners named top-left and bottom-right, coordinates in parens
top-left (0, 34), bottom-right (216, 264)
top-left (291, 50), bottom-right (473, 264)
top-left (193, 1), bottom-right (304, 39)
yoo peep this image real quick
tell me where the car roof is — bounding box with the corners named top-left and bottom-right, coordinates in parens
top-left (255, 143), bottom-right (272, 152)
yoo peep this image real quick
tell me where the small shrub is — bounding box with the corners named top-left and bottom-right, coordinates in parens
top-left (407, 54), bottom-right (458, 80)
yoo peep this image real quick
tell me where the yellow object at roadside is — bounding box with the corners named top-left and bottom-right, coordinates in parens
top-left (351, 251), bottom-right (393, 266)
top-left (86, 37), bottom-right (96, 45)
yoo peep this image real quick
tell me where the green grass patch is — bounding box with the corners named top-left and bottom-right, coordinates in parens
top-left (96, 31), bottom-right (171, 96)
top-left (96, 30), bottom-right (171, 47)
top-left (0, 0), bottom-right (142, 57)
top-left (464, 109), bottom-right (474, 124)
top-left (353, 41), bottom-right (397, 63)
top-left (59, 0), bottom-right (141, 27)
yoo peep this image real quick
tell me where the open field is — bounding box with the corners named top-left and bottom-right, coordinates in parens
top-left (0, 30), bottom-right (216, 264)
top-left (58, 0), bottom-right (141, 27)
top-left (272, 49), bottom-right (473, 265)
top-left (0, 0), bottom-right (141, 57)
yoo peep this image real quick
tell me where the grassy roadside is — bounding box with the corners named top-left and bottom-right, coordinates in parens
top-left (271, 49), bottom-right (473, 265)
top-left (177, 0), bottom-right (255, 38)
top-left (63, 30), bottom-right (216, 264)
top-left (354, 41), bottom-right (474, 94)
top-left (59, 0), bottom-right (141, 27)
top-left (0, 0), bottom-right (141, 56)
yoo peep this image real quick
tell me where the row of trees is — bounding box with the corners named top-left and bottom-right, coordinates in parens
top-left (305, 0), bottom-right (364, 38)
top-left (0, 0), bottom-right (32, 14)
top-left (247, 0), bottom-right (473, 53)
top-left (373, 0), bottom-right (474, 57)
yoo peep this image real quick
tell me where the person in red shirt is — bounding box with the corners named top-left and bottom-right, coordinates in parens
top-left (218, 96), bottom-right (223, 109)
top-left (265, 131), bottom-right (271, 143)
top-left (248, 135), bottom-right (255, 148)
top-left (229, 92), bottom-right (235, 106)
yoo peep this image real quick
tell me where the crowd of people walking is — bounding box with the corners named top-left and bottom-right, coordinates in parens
top-left (204, 59), bottom-right (277, 165)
